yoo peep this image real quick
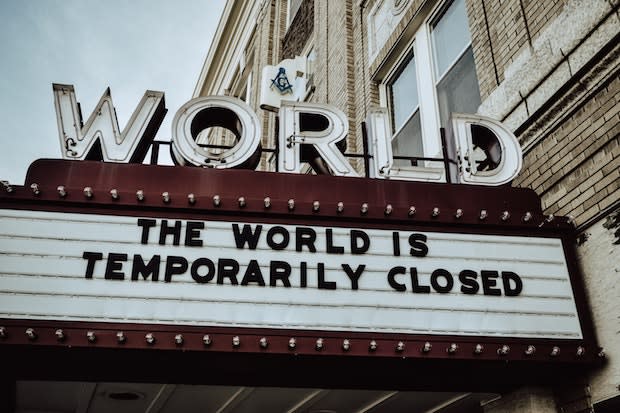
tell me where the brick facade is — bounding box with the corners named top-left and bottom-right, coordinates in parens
top-left (513, 72), bottom-right (620, 226)
top-left (466, 0), bottom-right (619, 231)
top-left (467, 0), bottom-right (569, 100)
top-left (281, 0), bottom-right (314, 60)
top-left (467, 2), bottom-right (619, 406)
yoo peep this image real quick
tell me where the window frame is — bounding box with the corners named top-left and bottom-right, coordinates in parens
top-left (380, 0), bottom-right (475, 170)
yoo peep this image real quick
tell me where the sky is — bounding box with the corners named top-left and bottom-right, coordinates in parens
top-left (0, 0), bottom-right (226, 184)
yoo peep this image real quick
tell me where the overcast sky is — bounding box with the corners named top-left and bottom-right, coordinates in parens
top-left (0, 0), bottom-right (226, 184)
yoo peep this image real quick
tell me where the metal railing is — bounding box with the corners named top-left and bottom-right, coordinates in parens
top-left (149, 125), bottom-right (457, 182)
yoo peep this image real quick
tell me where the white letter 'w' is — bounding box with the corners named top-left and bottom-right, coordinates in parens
top-left (53, 84), bottom-right (166, 163)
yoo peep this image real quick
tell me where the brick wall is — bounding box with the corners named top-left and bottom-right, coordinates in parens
top-left (352, 1), bottom-right (380, 165)
top-left (467, 0), bottom-right (568, 100)
top-left (577, 215), bottom-right (620, 404)
top-left (312, 0), bottom-right (359, 160)
top-left (281, 0), bottom-right (314, 59)
top-left (522, 0), bottom-right (565, 42)
top-left (513, 70), bottom-right (620, 227)
top-left (254, 0), bottom-right (279, 171)
top-left (486, 1), bottom-right (620, 402)
top-left (468, 0), bottom-right (619, 229)
top-left (466, 0), bottom-right (499, 100)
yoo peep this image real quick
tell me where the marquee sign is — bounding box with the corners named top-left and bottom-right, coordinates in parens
top-left (0, 210), bottom-right (580, 339)
top-left (0, 159), bottom-right (598, 364)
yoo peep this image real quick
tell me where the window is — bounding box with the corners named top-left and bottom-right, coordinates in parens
top-left (305, 46), bottom-right (316, 97)
top-left (389, 51), bottom-right (423, 166)
top-left (232, 49), bottom-right (254, 104)
top-left (287, 0), bottom-right (304, 27)
top-left (432, 0), bottom-right (481, 127)
top-left (384, 0), bottom-right (480, 171)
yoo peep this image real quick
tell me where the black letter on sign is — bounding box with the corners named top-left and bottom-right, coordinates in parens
top-left (159, 220), bottom-right (182, 246)
top-left (502, 271), bottom-right (523, 296)
top-left (410, 267), bottom-right (430, 293)
top-left (351, 230), bottom-right (370, 254)
top-left (185, 221), bottom-right (204, 247)
top-left (232, 224), bottom-right (262, 249)
top-left (342, 264), bottom-right (365, 290)
top-left (83, 251), bottom-right (103, 279)
top-left (270, 261), bottom-right (292, 287)
top-left (409, 233), bottom-right (428, 257)
top-left (165, 256), bottom-right (188, 282)
top-left (300, 262), bottom-right (308, 288)
top-left (326, 229), bottom-right (345, 254)
top-left (387, 266), bottom-right (407, 292)
top-left (459, 270), bottom-right (479, 294)
top-left (481, 270), bottom-right (501, 296)
top-left (137, 219), bottom-right (156, 244)
top-left (430, 269), bottom-right (454, 293)
top-left (392, 232), bottom-right (400, 256)
top-left (296, 227), bottom-right (317, 252)
top-left (105, 253), bottom-right (128, 280)
top-left (266, 226), bottom-right (290, 250)
top-left (132, 255), bottom-right (160, 281)
top-left (241, 260), bottom-right (266, 286)
top-left (191, 258), bottom-right (215, 283)
top-left (217, 259), bottom-right (240, 285)
top-left (317, 263), bottom-right (336, 290)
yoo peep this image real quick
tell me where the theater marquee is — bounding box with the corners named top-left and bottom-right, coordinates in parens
top-left (1, 210), bottom-right (580, 339)
top-left (0, 160), bottom-right (597, 363)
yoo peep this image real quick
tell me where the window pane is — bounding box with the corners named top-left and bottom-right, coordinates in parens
top-left (289, 0), bottom-right (303, 24)
top-left (306, 47), bottom-right (316, 90)
top-left (436, 47), bottom-right (481, 127)
top-left (432, 0), bottom-right (471, 79)
top-left (392, 110), bottom-right (423, 166)
top-left (390, 53), bottom-right (419, 130)
top-left (389, 51), bottom-right (423, 165)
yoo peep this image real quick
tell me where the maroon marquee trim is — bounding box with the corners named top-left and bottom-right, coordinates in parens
top-left (1, 159), bottom-right (572, 232)
top-left (0, 318), bottom-right (599, 363)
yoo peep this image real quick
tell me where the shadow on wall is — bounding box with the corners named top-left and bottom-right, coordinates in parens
top-left (602, 208), bottom-right (620, 245)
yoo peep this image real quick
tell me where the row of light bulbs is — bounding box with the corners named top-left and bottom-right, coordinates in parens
top-left (18, 183), bottom-right (569, 224)
top-left (0, 327), bottom-right (589, 357)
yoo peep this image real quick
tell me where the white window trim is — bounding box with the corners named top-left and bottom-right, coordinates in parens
top-left (379, 25), bottom-right (441, 165)
top-left (414, 25), bottom-right (443, 161)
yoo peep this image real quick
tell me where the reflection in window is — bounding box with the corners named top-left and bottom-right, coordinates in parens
top-left (389, 51), bottom-right (423, 165)
top-left (436, 48), bottom-right (480, 127)
top-left (432, 0), bottom-right (471, 78)
top-left (306, 47), bottom-right (316, 92)
top-left (288, 0), bottom-right (304, 26)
